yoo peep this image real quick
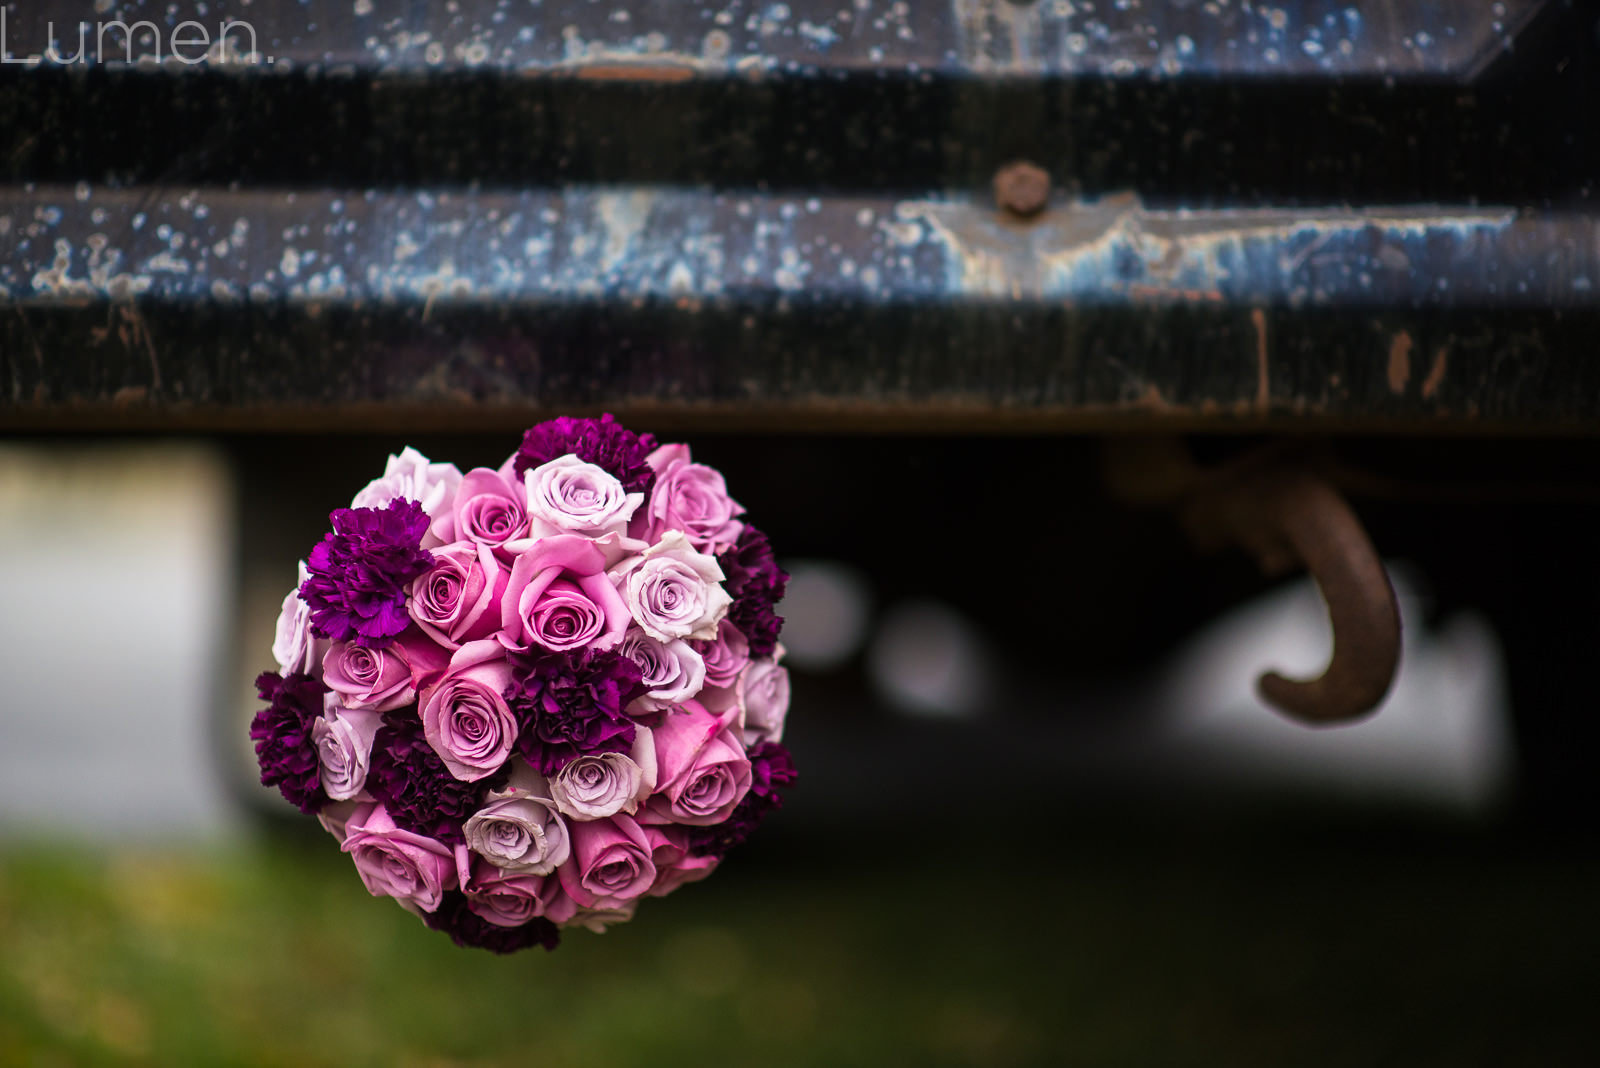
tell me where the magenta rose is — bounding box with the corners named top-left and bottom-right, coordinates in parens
top-left (638, 443), bottom-right (745, 554)
top-left (462, 858), bottom-right (563, 927)
top-left (556, 815), bottom-right (658, 909)
top-left (500, 534), bottom-right (631, 653)
top-left (737, 657), bottom-right (791, 746)
top-left (322, 632), bottom-right (447, 711)
top-left (409, 540), bottom-right (507, 649)
top-left (694, 621), bottom-right (750, 689)
top-left (340, 802), bottom-right (463, 913)
top-left (612, 531), bottom-right (731, 643)
top-left (524, 454), bottom-right (643, 539)
top-left (640, 701), bottom-right (752, 826)
top-left (618, 629), bottom-right (706, 713)
top-left (420, 640), bottom-right (518, 781)
top-left (643, 824), bottom-right (720, 898)
top-left (431, 462), bottom-right (527, 558)
top-left (314, 698), bottom-right (384, 800)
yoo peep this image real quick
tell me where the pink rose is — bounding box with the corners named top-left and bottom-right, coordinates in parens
top-left (638, 443), bottom-right (745, 553)
top-left (462, 764), bottom-right (571, 874)
top-left (462, 858), bottom-right (563, 927)
top-left (737, 657), bottom-right (790, 746)
top-left (419, 640), bottom-right (518, 781)
top-left (340, 802), bottom-right (462, 914)
top-left (618, 629), bottom-right (706, 713)
top-left (431, 462), bottom-right (527, 558)
top-left (557, 815), bottom-right (658, 909)
top-left (318, 800), bottom-right (359, 840)
top-left (322, 631), bottom-right (446, 711)
top-left (500, 534), bottom-right (631, 653)
top-left (693, 621), bottom-right (750, 689)
top-left (351, 446), bottom-right (463, 540)
top-left (524, 455), bottom-right (642, 539)
top-left (409, 540), bottom-right (507, 649)
top-left (549, 727), bottom-right (657, 821)
top-left (641, 701), bottom-right (752, 826)
top-left (272, 562), bottom-right (327, 677)
top-left (643, 824), bottom-right (720, 898)
top-left (612, 531), bottom-right (731, 643)
top-left (314, 698), bottom-right (383, 800)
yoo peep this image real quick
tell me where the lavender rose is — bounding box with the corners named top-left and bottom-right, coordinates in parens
top-left (557, 815), bottom-right (658, 910)
top-left (409, 540), bottom-right (507, 649)
top-left (638, 443), bottom-right (745, 554)
top-left (524, 454), bottom-right (643, 539)
top-left (640, 702), bottom-right (752, 826)
top-left (612, 531), bottom-right (731, 643)
top-left (693, 621), bottom-right (750, 689)
top-left (500, 534), bottom-right (632, 654)
top-left (314, 697), bottom-right (384, 801)
top-left (272, 562), bottom-right (327, 677)
top-left (618, 629), bottom-right (706, 713)
top-left (462, 764), bottom-right (571, 875)
top-left (340, 802), bottom-right (464, 914)
top-left (351, 446), bottom-right (463, 534)
top-left (431, 462), bottom-right (527, 558)
top-left (549, 727), bottom-right (657, 821)
top-left (512, 413), bottom-right (658, 496)
top-left (737, 656), bottom-right (791, 746)
top-left (420, 640), bottom-right (518, 782)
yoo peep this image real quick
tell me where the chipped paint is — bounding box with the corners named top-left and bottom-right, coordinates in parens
top-left (0, 185), bottom-right (1563, 314)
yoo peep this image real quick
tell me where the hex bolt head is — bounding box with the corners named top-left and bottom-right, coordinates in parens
top-left (994, 161), bottom-right (1051, 218)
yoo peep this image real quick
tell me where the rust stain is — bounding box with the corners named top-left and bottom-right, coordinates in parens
top-left (112, 385), bottom-right (148, 407)
top-left (575, 64), bottom-right (696, 82)
top-left (1421, 346), bottom-right (1449, 400)
top-left (1251, 308), bottom-right (1269, 413)
top-left (1387, 331), bottom-right (1413, 394)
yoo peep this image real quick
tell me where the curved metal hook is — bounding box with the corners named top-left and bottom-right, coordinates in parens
top-left (1252, 472), bottom-right (1401, 725)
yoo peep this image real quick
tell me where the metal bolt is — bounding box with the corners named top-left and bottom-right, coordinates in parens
top-left (993, 161), bottom-right (1051, 218)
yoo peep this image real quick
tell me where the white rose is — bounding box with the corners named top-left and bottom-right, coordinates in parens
top-left (351, 446), bottom-right (463, 523)
top-left (611, 531), bottom-right (731, 642)
top-left (524, 454), bottom-right (643, 538)
top-left (313, 697), bottom-right (383, 801)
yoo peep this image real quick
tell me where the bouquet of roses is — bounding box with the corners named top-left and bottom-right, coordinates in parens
top-left (251, 415), bottom-right (794, 953)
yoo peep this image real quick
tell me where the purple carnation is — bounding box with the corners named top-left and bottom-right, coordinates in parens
top-left (250, 671), bottom-right (330, 815)
top-left (717, 526), bottom-right (788, 658)
top-left (507, 647), bottom-right (644, 775)
top-left (300, 498), bottom-right (434, 648)
top-left (366, 713), bottom-right (498, 846)
top-left (422, 891), bottom-right (561, 955)
top-left (689, 742), bottom-right (795, 857)
top-left (512, 413), bottom-right (658, 496)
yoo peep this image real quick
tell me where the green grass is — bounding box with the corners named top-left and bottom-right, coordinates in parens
top-left (1, 819), bottom-right (1595, 1067)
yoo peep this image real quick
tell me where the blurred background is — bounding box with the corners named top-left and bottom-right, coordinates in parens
top-left (1, 432), bottom-right (1595, 1066)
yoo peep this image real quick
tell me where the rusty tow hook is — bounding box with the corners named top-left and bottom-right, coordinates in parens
top-left (1105, 441), bottom-right (1402, 726)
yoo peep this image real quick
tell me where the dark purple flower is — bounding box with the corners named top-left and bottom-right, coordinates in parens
top-left (422, 891), bottom-right (561, 954)
top-left (250, 671), bottom-right (330, 815)
top-left (689, 742), bottom-right (795, 858)
top-left (512, 413), bottom-right (658, 496)
top-left (366, 712), bottom-right (499, 846)
top-left (301, 499), bottom-right (434, 648)
top-left (507, 647), bottom-right (644, 775)
top-left (717, 525), bottom-right (787, 658)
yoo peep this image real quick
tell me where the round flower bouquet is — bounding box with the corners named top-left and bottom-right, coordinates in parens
top-left (252, 416), bottom-right (794, 953)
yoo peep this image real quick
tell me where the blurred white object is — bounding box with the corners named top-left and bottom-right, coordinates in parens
top-left (868, 599), bottom-right (991, 719)
top-left (0, 444), bottom-right (238, 837)
top-left (1158, 566), bottom-right (1513, 811)
top-left (775, 559), bottom-right (872, 671)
